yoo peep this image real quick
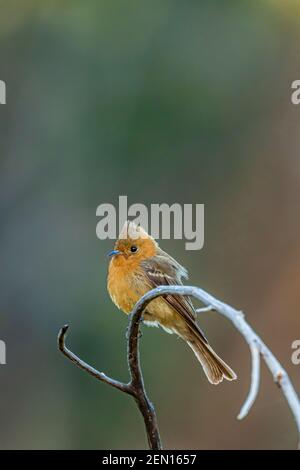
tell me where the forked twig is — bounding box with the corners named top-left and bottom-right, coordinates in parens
top-left (58, 300), bottom-right (162, 450)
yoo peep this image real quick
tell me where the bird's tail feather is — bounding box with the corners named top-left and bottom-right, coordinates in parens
top-left (187, 338), bottom-right (237, 385)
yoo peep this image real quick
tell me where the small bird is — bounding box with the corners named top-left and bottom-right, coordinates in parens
top-left (107, 221), bottom-right (236, 385)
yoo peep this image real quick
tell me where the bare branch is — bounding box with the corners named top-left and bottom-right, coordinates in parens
top-left (58, 325), bottom-right (132, 394)
top-left (127, 306), bottom-right (162, 449)
top-left (237, 340), bottom-right (261, 420)
top-left (58, 284), bottom-right (300, 449)
top-left (134, 285), bottom-right (300, 448)
top-left (58, 317), bottom-right (162, 449)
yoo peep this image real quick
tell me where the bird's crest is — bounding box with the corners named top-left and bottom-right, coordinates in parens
top-left (118, 221), bottom-right (153, 241)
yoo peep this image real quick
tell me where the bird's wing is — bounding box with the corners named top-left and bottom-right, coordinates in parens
top-left (141, 256), bottom-right (208, 344)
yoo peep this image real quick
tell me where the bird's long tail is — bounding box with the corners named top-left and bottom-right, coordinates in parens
top-left (186, 336), bottom-right (237, 385)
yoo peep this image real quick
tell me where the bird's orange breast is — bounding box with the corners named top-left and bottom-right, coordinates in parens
top-left (107, 260), bottom-right (150, 314)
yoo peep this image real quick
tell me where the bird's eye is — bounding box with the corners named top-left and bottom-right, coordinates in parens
top-left (130, 245), bottom-right (138, 253)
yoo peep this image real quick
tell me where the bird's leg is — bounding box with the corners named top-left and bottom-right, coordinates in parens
top-left (196, 305), bottom-right (216, 314)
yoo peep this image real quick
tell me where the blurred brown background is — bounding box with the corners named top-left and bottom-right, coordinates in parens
top-left (0, 0), bottom-right (300, 449)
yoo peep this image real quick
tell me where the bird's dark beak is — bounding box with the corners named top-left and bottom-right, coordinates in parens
top-left (107, 249), bottom-right (121, 258)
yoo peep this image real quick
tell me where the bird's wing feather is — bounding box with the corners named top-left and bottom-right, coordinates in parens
top-left (141, 256), bottom-right (208, 344)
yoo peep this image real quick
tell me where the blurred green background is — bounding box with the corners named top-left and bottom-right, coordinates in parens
top-left (1, 0), bottom-right (300, 449)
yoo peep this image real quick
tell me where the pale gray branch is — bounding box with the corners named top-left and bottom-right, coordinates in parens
top-left (135, 285), bottom-right (300, 448)
top-left (237, 340), bottom-right (261, 420)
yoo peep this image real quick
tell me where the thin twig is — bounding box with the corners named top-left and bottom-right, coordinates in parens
top-left (58, 315), bottom-right (162, 449)
top-left (237, 340), bottom-right (261, 420)
top-left (58, 325), bottom-right (132, 395)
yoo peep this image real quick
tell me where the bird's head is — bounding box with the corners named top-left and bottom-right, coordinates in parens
top-left (107, 221), bottom-right (158, 267)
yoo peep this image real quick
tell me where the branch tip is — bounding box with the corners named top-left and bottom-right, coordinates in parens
top-left (58, 324), bottom-right (69, 350)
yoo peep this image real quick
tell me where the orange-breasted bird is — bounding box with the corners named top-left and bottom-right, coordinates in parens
top-left (107, 221), bottom-right (236, 385)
